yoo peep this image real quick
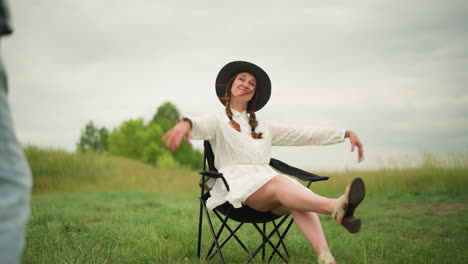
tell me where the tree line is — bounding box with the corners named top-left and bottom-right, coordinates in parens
top-left (76, 102), bottom-right (202, 170)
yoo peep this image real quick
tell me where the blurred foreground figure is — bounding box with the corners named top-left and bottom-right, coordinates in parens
top-left (0, 1), bottom-right (32, 263)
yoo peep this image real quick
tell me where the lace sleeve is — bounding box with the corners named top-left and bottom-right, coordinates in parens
top-left (188, 113), bottom-right (218, 140)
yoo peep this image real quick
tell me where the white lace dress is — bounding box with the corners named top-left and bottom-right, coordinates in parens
top-left (190, 109), bottom-right (345, 210)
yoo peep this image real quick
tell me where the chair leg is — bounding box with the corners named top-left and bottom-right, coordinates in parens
top-left (268, 217), bottom-right (293, 262)
top-left (205, 208), bottom-right (231, 260)
top-left (252, 222), bottom-right (288, 263)
top-left (207, 222), bottom-right (245, 261)
top-left (262, 223), bottom-right (266, 261)
top-left (245, 218), bottom-right (290, 264)
top-left (197, 199), bottom-right (204, 258)
top-left (205, 209), bottom-right (255, 261)
top-left (212, 210), bottom-right (251, 255)
top-left (201, 200), bottom-right (226, 264)
top-left (198, 174), bottom-right (208, 259)
top-left (276, 219), bottom-right (291, 257)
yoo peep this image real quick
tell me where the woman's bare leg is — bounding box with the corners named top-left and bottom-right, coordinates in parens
top-left (245, 176), bottom-right (337, 263)
top-left (244, 174), bottom-right (337, 215)
top-left (269, 204), bottom-right (332, 257)
top-left (291, 210), bottom-right (332, 256)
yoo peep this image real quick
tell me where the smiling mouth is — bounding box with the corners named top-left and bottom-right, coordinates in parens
top-left (238, 87), bottom-right (252, 94)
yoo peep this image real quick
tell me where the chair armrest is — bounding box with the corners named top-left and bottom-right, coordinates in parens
top-left (199, 171), bottom-right (223, 178)
top-left (269, 158), bottom-right (329, 182)
top-left (198, 171), bottom-right (230, 191)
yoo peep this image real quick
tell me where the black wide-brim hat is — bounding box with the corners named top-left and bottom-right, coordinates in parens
top-left (215, 61), bottom-right (271, 112)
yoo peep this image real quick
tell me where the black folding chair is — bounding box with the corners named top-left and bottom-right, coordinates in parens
top-left (197, 141), bottom-right (330, 263)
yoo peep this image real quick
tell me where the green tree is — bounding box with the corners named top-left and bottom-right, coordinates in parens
top-left (107, 119), bottom-right (176, 167)
top-left (140, 122), bottom-right (166, 165)
top-left (156, 152), bottom-right (180, 168)
top-left (102, 101), bottom-right (203, 170)
top-left (76, 121), bottom-right (109, 153)
top-left (107, 119), bottom-right (148, 160)
top-left (173, 142), bottom-right (203, 170)
top-left (151, 101), bottom-right (180, 131)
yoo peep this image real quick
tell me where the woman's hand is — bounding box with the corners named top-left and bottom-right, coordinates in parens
top-left (162, 121), bottom-right (192, 152)
top-left (345, 130), bottom-right (364, 162)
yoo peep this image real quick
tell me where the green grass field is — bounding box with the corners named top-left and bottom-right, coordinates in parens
top-left (22, 147), bottom-right (468, 263)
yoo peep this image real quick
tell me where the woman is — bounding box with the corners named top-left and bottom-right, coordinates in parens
top-left (162, 61), bottom-right (365, 264)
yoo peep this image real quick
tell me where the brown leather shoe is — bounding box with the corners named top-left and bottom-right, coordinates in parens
top-left (332, 177), bottom-right (366, 233)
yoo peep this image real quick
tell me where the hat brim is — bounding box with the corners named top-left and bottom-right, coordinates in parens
top-left (215, 61), bottom-right (271, 112)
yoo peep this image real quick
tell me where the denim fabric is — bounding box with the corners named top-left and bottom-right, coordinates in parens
top-left (0, 57), bottom-right (32, 264)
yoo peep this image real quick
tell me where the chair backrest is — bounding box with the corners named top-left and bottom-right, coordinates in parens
top-left (203, 140), bottom-right (217, 172)
top-left (200, 141), bottom-right (217, 191)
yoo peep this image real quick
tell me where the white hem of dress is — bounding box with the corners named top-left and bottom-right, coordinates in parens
top-left (206, 173), bottom-right (280, 210)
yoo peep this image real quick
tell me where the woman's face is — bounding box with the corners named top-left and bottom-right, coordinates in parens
top-left (230, 72), bottom-right (256, 102)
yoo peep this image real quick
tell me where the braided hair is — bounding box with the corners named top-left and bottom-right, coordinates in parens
top-left (222, 74), bottom-right (263, 139)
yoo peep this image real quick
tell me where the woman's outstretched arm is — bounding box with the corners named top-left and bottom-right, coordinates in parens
top-left (162, 113), bottom-right (218, 152)
top-left (268, 122), bottom-right (364, 162)
top-left (162, 120), bottom-right (192, 152)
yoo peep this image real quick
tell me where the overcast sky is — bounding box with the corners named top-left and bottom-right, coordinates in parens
top-left (3, 0), bottom-right (468, 170)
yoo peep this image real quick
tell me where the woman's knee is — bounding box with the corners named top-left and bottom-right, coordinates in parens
top-left (244, 175), bottom-right (288, 210)
top-left (269, 174), bottom-right (290, 187)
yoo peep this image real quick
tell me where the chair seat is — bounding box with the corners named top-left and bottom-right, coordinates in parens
top-left (201, 192), bottom-right (283, 223)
